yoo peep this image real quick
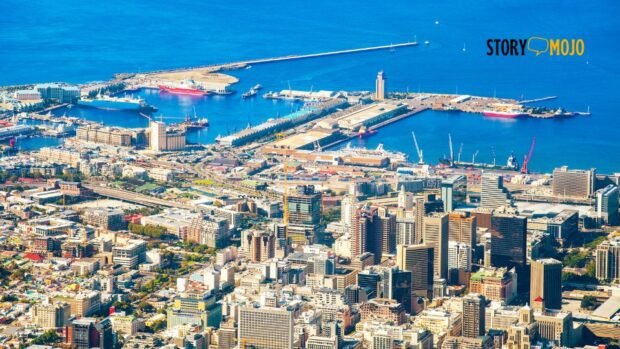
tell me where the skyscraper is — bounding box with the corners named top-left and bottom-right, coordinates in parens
top-left (530, 258), bottom-right (563, 311)
top-left (415, 196), bottom-right (425, 244)
top-left (396, 217), bottom-right (416, 246)
top-left (375, 71), bottom-right (386, 100)
top-left (351, 204), bottom-right (376, 258)
top-left (381, 267), bottom-right (412, 313)
top-left (423, 213), bottom-right (449, 279)
top-left (462, 293), bottom-right (486, 338)
top-left (286, 185), bottom-right (322, 244)
top-left (490, 210), bottom-right (527, 269)
top-left (396, 244), bottom-right (434, 298)
top-left (552, 166), bottom-right (596, 199)
top-left (448, 241), bottom-right (471, 284)
top-left (595, 237), bottom-right (620, 283)
top-left (375, 206), bottom-right (397, 258)
top-left (241, 230), bottom-right (275, 262)
top-left (448, 212), bottom-right (476, 248)
top-left (238, 305), bottom-right (294, 349)
top-left (480, 174), bottom-right (511, 210)
top-left (442, 175), bottom-right (467, 212)
top-left (596, 184), bottom-right (619, 225)
top-left (149, 120), bottom-right (166, 152)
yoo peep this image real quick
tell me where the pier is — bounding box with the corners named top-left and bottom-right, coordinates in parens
top-left (519, 96), bottom-right (557, 104)
top-left (142, 42), bottom-right (419, 76)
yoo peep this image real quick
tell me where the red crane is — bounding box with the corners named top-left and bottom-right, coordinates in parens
top-left (521, 137), bottom-right (536, 174)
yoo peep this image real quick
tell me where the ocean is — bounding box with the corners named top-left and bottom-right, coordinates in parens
top-left (1, 0), bottom-right (619, 173)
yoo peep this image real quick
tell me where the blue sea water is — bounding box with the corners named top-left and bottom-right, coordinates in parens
top-left (1, 0), bottom-right (619, 173)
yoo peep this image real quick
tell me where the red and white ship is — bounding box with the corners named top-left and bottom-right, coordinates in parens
top-left (158, 81), bottom-right (208, 96)
top-left (482, 103), bottom-right (524, 118)
top-left (482, 110), bottom-right (523, 118)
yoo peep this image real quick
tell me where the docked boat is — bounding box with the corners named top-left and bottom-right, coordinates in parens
top-left (357, 126), bottom-right (377, 138)
top-left (77, 95), bottom-right (155, 111)
top-left (263, 91), bottom-right (279, 99)
top-left (482, 110), bottom-right (523, 118)
top-left (482, 103), bottom-right (524, 118)
top-left (159, 80), bottom-right (208, 96)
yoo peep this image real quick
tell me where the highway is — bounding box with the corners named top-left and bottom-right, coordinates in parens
top-left (84, 183), bottom-right (195, 210)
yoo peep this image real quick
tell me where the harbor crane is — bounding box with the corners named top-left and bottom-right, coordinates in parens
top-left (472, 150), bottom-right (479, 164)
top-left (411, 131), bottom-right (424, 164)
top-left (521, 137), bottom-right (536, 174)
top-left (457, 143), bottom-right (464, 162)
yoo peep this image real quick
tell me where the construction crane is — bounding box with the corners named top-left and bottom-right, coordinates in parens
top-left (521, 137), bottom-right (536, 174)
top-left (411, 131), bottom-right (424, 164)
top-left (472, 150), bottom-right (479, 164)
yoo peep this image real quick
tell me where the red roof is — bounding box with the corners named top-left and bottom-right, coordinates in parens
top-left (24, 252), bottom-right (43, 262)
top-left (534, 296), bottom-right (544, 302)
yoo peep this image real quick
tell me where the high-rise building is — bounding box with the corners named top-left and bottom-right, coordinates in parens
top-left (448, 212), bottom-right (476, 248)
top-left (396, 217), bottom-right (416, 246)
top-left (398, 185), bottom-right (414, 210)
top-left (442, 175), bottom-right (467, 212)
top-left (462, 293), bottom-right (486, 338)
top-left (396, 244), bottom-right (434, 298)
top-left (375, 71), bottom-right (386, 101)
top-left (340, 194), bottom-right (356, 234)
top-left (358, 266), bottom-right (412, 312)
top-left (149, 120), bottom-right (186, 152)
top-left (415, 196), bottom-right (425, 244)
top-left (238, 305), bottom-right (294, 349)
top-left (490, 211), bottom-right (527, 269)
top-left (423, 213), bottom-right (449, 279)
top-left (596, 237), bottom-right (620, 283)
top-left (448, 241), bottom-right (471, 284)
top-left (480, 174), bottom-right (511, 210)
top-left (375, 206), bottom-right (397, 258)
top-left (32, 302), bottom-right (71, 329)
top-left (596, 184), bottom-right (619, 225)
top-left (552, 166), bottom-right (596, 199)
top-left (71, 318), bottom-right (114, 349)
top-left (382, 267), bottom-right (412, 313)
top-left (530, 258), bottom-right (563, 311)
top-left (286, 185), bottom-right (322, 244)
top-left (241, 230), bottom-right (275, 262)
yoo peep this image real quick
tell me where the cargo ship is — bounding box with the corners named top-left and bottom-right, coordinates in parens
top-left (77, 95), bottom-right (155, 111)
top-left (158, 81), bottom-right (208, 96)
top-left (482, 103), bottom-right (524, 118)
top-left (453, 153), bottom-right (520, 171)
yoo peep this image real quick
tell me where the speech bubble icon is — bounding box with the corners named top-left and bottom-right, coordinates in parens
top-left (527, 37), bottom-right (549, 56)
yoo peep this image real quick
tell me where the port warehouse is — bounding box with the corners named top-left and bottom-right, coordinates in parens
top-left (216, 99), bottom-right (346, 147)
top-left (218, 100), bottom-right (407, 148)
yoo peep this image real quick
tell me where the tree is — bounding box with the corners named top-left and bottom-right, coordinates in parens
top-left (581, 295), bottom-right (598, 310)
top-left (563, 250), bottom-right (590, 268)
top-left (31, 330), bottom-right (60, 345)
